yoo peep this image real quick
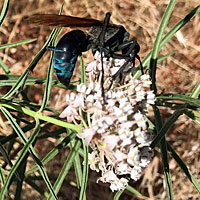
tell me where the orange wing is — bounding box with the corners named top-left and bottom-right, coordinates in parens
top-left (28, 14), bottom-right (103, 27)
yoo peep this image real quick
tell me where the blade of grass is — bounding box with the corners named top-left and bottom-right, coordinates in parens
top-left (150, 0), bottom-right (176, 93)
top-left (167, 143), bottom-right (200, 194)
top-left (125, 185), bottom-right (146, 199)
top-left (26, 133), bottom-right (76, 174)
top-left (156, 94), bottom-right (200, 107)
top-left (38, 50), bottom-right (54, 112)
top-left (71, 137), bottom-right (83, 190)
top-left (0, 143), bottom-right (21, 181)
top-left (2, 28), bottom-right (57, 100)
top-left (0, 57), bottom-right (10, 74)
top-left (191, 81), bottom-right (200, 99)
top-left (145, 110), bottom-right (200, 196)
top-left (133, 5), bottom-right (200, 79)
top-left (0, 0), bottom-right (9, 26)
top-left (80, 56), bottom-right (86, 84)
top-left (153, 106), bottom-right (174, 199)
top-left (79, 140), bottom-right (88, 200)
top-left (48, 138), bottom-right (82, 200)
top-left (0, 115), bottom-right (40, 199)
top-left (145, 110), bottom-right (200, 195)
top-left (14, 155), bottom-right (28, 200)
top-left (39, 26), bottom-right (63, 112)
top-left (74, 151), bottom-right (82, 189)
top-left (0, 74), bottom-right (77, 91)
top-left (0, 167), bottom-right (5, 185)
top-left (0, 102), bottom-right (80, 133)
top-left (0, 108), bottom-right (58, 200)
top-left (0, 39), bottom-right (37, 50)
top-left (38, 2), bottom-right (64, 111)
top-left (148, 1), bottom-right (176, 198)
top-left (151, 109), bottom-right (184, 149)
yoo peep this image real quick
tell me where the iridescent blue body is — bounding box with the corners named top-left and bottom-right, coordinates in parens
top-left (53, 30), bottom-right (90, 86)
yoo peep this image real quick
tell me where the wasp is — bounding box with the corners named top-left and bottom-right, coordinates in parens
top-left (23, 13), bottom-right (143, 101)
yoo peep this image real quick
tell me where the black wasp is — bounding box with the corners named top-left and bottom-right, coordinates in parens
top-left (25, 13), bottom-right (144, 100)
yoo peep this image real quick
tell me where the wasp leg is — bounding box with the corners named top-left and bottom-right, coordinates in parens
top-left (96, 13), bottom-right (111, 103)
top-left (107, 40), bottom-right (144, 90)
top-left (117, 39), bottom-right (144, 75)
top-left (108, 40), bottom-right (144, 82)
top-left (108, 59), bottom-right (130, 90)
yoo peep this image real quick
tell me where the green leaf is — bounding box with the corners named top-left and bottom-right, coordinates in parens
top-left (27, 133), bottom-right (77, 174)
top-left (133, 5), bottom-right (200, 79)
top-left (151, 109), bottom-right (184, 149)
top-left (2, 28), bottom-right (57, 99)
top-left (80, 56), bottom-right (86, 85)
top-left (183, 110), bottom-right (200, 126)
top-left (0, 108), bottom-right (58, 200)
top-left (157, 93), bottom-right (200, 107)
top-left (79, 140), bottom-right (88, 200)
top-left (0, 143), bottom-right (21, 181)
top-left (0, 102), bottom-right (80, 133)
top-left (0, 39), bottom-right (37, 50)
top-left (191, 81), bottom-right (200, 99)
top-left (48, 139), bottom-right (82, 200)
top-left (150, 0), bottom-right (176, 94)
top-left (0, 0), bottom-right (9, 26)
top-left (0, 57), bottom-right (10, 74)
top-left (0, 112), bottom-right (40, 199)
top-left (39, 26), bottom-right (63, 112)
top-left (167, 144), bottom-right (200, 194)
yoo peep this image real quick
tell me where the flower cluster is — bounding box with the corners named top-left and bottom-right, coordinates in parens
top-left (60, 52), bottom-right (155, 191)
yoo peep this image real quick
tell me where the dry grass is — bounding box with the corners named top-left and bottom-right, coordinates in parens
top-left (0, 0), bottom-right (200, 199)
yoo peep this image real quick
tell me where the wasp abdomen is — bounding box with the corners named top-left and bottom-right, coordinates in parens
top-left (53, 30), bottom-right (89, 86)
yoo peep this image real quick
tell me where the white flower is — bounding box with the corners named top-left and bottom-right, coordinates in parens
top-left (88, 151), bottom-right (100, 172)
top-left (113, 150), bottom-right (126, 162)
top-left (77, 84), bottom-right (86, 93)
top-left (113, 106), bottom-right (123, 117)
top-left (59, 105), bottom-right (80, 122)
top-left (110, 177), bottom-right (128, 192)
top-left (127, 147), bottom-right (140, 166)
top-left (136, 90), bottom-right (146, 102)
top-left (135, 128), bottom-right (152, 145)
top-left (73, 93), bottom-right (85, 108)
top-left (130, 166), bottom-right (142, 181)
top-left (133, 112), bottom-right (147, 128)
top-left (86, 60), bottom-right (97, 72)
top-left (118, 115), bottom-right (127, 123)
top-left (115, 162), bottom-right (131, 175)
top-left (146, 91), bottom-right (156, 105)
top-left (102, 135), bottom-right (120, 151)
top-left (141, 74), bottom-right (152, 87)
top-left (98, 169), bottom-right (118, 183)
top-left (120, 136), bottom-right (133, 147)
top-left (77, 128), bottom-right (96, 145)
top-left (59, 51), bottom-right (155, 191)
top-left (98, 169), bottom-right (128, 192)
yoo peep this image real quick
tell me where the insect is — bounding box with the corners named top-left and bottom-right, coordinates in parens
top-left (22, 13), bottom-right (144, 100)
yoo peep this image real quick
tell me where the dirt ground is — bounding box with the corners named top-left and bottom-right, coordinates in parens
top-left (0, 0), bottom-right (200, 199)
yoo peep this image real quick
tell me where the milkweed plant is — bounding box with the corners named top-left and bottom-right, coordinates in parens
top-left (59, 51), bottom-right (155, 191)
top-left (0, 1), bottom-right (200, 200)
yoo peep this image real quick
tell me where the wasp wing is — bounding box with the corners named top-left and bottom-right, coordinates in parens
top-left (28, 14), bottom-right (103, 27)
